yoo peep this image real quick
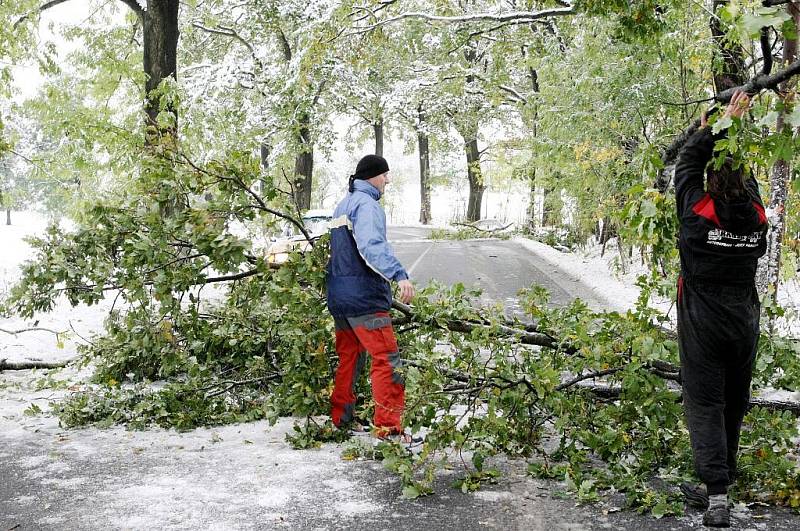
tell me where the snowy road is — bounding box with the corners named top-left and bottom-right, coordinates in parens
top-left (387, 226), bottom-right (611, 313)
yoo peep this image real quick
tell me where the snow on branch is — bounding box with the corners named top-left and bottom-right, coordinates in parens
top-left (0, 358), bottom-right (69, 371)
top-left (191, 22), bottom-right (257, 59)
top-left (0, 326), bottom-right (65, 336)
top-left (349, 5), bottom-right (575, 34)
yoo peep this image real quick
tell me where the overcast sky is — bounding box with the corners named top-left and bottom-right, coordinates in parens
top-left (12, 1), bottom-right (125, 100)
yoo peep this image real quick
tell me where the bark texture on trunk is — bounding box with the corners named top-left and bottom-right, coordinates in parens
top-left (760, 3), bottom-right (799, 300)
top-left (143, 0), bottom-right (180, 144)
top-left (525, 169), bottom-right (536, 232)
top-left (260, 142), bottom-right (270, 170)
top-left (465, 137), bottom-right (485, 222)
top-left (417, 124), bottom-right (431, 225)
top-left (293, 116), bottom-right (313, 211)
top-left (524, 68), bottom-right (540, 231)
top-left (374, 121), bottom-right (384, 157)
top-left (6, 208), bottom-right (10, 226)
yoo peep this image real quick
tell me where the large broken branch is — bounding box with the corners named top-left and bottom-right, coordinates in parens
top-left (392, 300), bottom-right (561, 350)
top-left (452, 221), bottom-right (514, 234)
top-left (660, 55), bottom-right (800, 181)
top-left (0, 358), bottom-right (69, 371)
top-left (579, 383), bottom-right (800, 415)
top-left (392, 302), bottom-right (800, 415)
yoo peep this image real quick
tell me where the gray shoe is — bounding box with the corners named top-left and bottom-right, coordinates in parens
top-left (702, 503), bottom-right (730, 528)
top-left (680, 482), bottom-right (709, 509)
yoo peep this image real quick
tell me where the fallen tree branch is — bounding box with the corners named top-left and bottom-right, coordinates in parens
top-left (452, 221), bottom-right (514, 234)
top-left (392, 300), bottom-right (560, 350)
top-left (576, 383), bottom-right (800, 415)
top-left (392, 302), bottom-right (800, 413)
top-left (0, 358), bottom-right (69, 371)
top-left (658, 55), bottom-right (800, 191)
top-left (204, 373), bottom-right (282, 398)
top-left (0, 326), bottom-right (65, 336)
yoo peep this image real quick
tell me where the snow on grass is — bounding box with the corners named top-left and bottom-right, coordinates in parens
top-left (1, 211), bottom-right (106, 365)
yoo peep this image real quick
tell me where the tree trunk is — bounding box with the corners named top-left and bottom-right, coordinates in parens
top-left (293, 115), bottom-right (313, 211)
top-left (465, 138), bottom-right (485, 222)
top-left (5, 208), bottom-right (10, 226)
top-left (525, 169), bottom-right (536, 233)
top-left (374, 121), bottom-right (384, 157)
top-left (260, 142), bottom-right (270, 170)
top-left (542, 186), bottom-right (561, 226)
top-left (524, 68), bottom-right (540, 232)
top-left (142, 0), bottom-right (180, 145)
top-left (418, 125), bottom-right (431, 225)
top-left (761, 3), bottom-right (799, 301)
top-left (710, 1), bottom-right (746, 92)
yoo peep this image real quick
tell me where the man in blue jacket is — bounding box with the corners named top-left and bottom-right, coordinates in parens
top-left (326, 154), bottom-right (415, 439)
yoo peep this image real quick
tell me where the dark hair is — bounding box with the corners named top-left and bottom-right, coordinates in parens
top-left (707, 157), bottom-right (746, 201)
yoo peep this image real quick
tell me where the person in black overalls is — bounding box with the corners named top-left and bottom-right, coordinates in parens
top-left (674, 90), bottom-right (768, 528)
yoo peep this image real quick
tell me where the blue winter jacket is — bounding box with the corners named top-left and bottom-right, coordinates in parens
top-left (326, 179), bottom-right (409, 317)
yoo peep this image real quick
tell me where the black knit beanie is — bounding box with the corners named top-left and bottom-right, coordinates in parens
top-left (349, 154), bottom-right (389, 192)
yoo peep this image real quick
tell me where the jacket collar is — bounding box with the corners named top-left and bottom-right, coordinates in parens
top-left (352, 179), bottom-right (381, 201)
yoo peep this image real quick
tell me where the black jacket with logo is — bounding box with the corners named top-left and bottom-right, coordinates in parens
top-left (674, 127), bottom-right (768, 286)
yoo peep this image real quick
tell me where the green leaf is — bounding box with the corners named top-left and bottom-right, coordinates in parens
top-left (758, 111), bottom-right (780, 128)
top-left (402, 485), bottom-right (421, 499)
top-left (640, 199), bottom-right (657, 219)
top-left (742, 8), bottom-right (792, 37)
top-left (786, 108), bottom-right (800, 129)
top-left (711, 115), bottom-right (733, 134)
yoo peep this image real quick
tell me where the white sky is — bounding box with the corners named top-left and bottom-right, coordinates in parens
top-left (11, 1), bottom-right (125, 100)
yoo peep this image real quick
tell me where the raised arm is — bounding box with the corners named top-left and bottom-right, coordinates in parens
top-left (674, 127), bottom-right (716, 217)
top-left (675, 90), bottom-right (751, 217)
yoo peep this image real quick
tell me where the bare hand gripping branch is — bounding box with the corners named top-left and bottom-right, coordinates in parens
top-left (659, 56), bottom-right (800, 188)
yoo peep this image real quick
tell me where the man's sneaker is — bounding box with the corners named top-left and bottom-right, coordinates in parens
top-left (387, 431), bottom-right (423, 445)
top-left (703, 503), bottom-right (731, 528)
top-left (680, 482), bottom-right (709, 509)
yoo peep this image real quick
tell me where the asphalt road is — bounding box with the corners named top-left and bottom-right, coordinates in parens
top-left (387, 226), bottom-right (604, 312)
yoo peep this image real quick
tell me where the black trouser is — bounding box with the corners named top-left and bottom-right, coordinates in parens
top-left (677, 277), bottom-right (760, 495)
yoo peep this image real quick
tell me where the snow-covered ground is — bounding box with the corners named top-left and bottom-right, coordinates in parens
top-left (0, 212), bottom-right (108, 366)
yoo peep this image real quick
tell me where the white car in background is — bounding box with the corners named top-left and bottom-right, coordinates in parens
top-left (266, 209), bottom-right (332, 264)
